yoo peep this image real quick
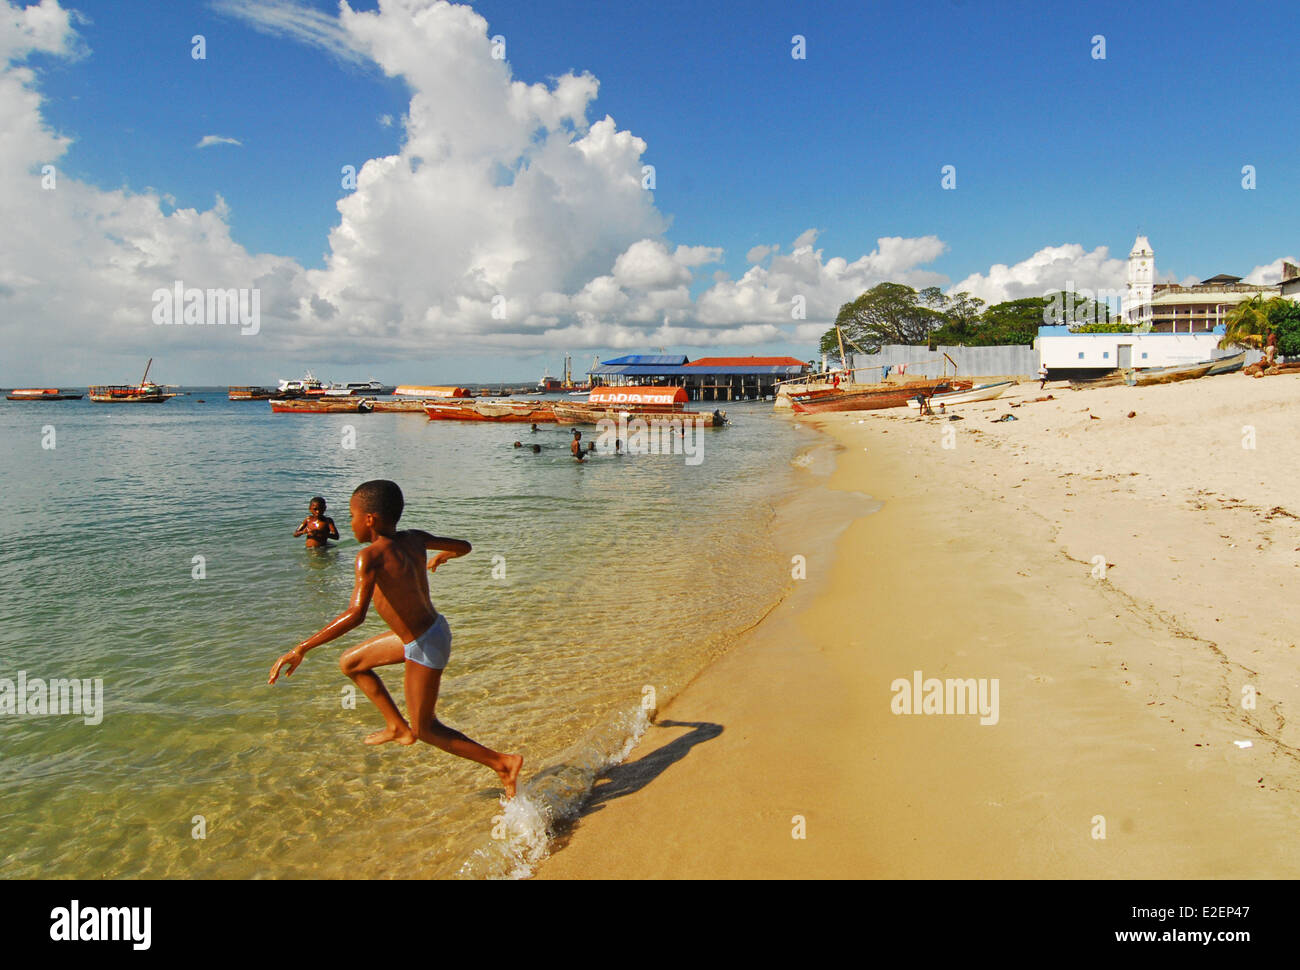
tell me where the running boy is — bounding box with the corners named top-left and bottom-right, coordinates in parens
top-left (293, 496), bottom-right (339, 548)
top-left (269, 480), bottom-right (523, 797)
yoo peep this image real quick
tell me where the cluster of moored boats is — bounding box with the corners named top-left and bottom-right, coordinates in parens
top-left (270, 384), bottom-right (727, 426)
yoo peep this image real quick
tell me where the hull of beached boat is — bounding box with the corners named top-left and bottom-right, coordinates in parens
top-left (423, 400), bottom-right (557, 422)
top-left (552, 403), bottom-right (727, 426)
top-left (1069, 371), bottom-right (1131, 389)
top-left (1123, 362), bottom-right (1213, 386)
top-left (1205, 352), bottom-right (1247, 376)
top-left (792, 379), bottom-right (967, 413)
top-left (906, 380), bottom-right (1014, 409)
top-left (271, 397), bottom-right (376, 413)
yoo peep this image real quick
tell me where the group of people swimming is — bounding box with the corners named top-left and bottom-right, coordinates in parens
top-left (510, 425), bottom-right (622, 462)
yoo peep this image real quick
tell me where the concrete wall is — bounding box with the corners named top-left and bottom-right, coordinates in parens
top-left (848, 344), bottom-right (1038, 379)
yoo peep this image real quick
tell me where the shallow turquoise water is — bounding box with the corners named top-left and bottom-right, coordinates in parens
top-left (0, 392), bottom-right (810, 878)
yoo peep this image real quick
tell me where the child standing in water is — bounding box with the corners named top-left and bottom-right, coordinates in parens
top-left (294, 496), bottom-right (339, 548)
top-left (269, 480), bottom-right (523, 798)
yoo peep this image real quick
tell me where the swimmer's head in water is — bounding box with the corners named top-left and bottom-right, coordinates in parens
top-left (513, 441), bottom-right (522, 448)
top-left (350, 480), bottom-right (403, 539)
top-left (531, 444), bottom-right (540, 453)
top-left (309, 496), bottom-right (326, 513)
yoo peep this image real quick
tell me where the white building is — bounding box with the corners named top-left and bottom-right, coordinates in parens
top-left (1124, 235), bottom-right (1154, 327)
top-left (1036, 326), bottom-right (1223, 373)
top-left (1122, 235), bottom-right (1277, 331)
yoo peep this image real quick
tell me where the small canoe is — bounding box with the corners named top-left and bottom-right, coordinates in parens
top-left (1123, 362), bottom-right (1213, 386)
top-left (7, 388), bottom-right (83, 401)
top-left (906, 380), bottom-right (1015, 409)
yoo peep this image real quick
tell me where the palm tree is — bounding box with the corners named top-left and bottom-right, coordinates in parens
top-left (1219, 296), bottom-right (1283, 349)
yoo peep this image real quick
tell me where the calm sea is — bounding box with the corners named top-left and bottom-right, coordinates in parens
top-left (0, 391), bottom-right (817, 878)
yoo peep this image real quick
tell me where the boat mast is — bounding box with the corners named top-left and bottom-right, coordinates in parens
top-left (835, 324), bottom-right (849, 378)
top-left (140, 358), bottom-right (153, 386)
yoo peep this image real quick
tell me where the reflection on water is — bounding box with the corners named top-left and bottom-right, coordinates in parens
top-left (0, 395), bottom-right (813, 878)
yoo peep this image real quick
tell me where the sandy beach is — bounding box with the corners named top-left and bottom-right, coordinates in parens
top-left (537, 372), bottom-right (1300, 878)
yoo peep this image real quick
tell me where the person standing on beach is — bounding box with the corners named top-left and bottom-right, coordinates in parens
top-left (1038, 362), bottom-right (1048, 390)
top-left (268, 480), bottom-right (523, 798)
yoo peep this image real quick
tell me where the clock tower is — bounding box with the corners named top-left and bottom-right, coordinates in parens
top-left (1126, 235), bottom-right (1154, 327)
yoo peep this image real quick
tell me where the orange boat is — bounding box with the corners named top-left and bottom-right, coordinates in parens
top-left (7, 388), bottom-right (83, 401)
top-left (393, 385), bottom-right (473, 398)
top-left (552, 386), bottom-right (726, 426)
top-left (423, 400), bottom-right (557, 422)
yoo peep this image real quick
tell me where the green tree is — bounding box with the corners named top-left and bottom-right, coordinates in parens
top-left (1266, 299), bottom-right (1300, 357)
top-left (820, 283), bottom-right (945, 358)
top-left (1221, 295), bottom-right (1285, 349)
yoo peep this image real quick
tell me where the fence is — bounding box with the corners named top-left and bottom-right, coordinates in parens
top-left (848, 344), bottom-right (1039, 379)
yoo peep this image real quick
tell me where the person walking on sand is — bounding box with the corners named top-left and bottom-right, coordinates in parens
top-left (1038, 362), bottom-right (1048, 390)
top-left (268, 479), bottom-right (524, 798)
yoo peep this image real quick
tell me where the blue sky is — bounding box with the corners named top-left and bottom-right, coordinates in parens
top-left (5, 0), bottom-right (1298, 383)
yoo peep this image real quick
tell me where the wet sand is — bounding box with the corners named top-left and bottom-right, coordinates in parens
top-left (536, 373), bottom-right (1300, 878)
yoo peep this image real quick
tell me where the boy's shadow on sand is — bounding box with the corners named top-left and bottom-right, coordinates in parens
top-left (578, 719), bottom-right (722, 817)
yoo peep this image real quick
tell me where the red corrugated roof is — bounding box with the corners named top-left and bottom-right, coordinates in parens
top-left (685, 356), bottom-right (807, 367)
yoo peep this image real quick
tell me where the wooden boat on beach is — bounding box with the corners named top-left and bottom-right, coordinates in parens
top-left (791, 378), bottom-right (968, 414)
top-left (1069, 371), bottom-right (1131, 389)
top-left (7, 388), bottom-right (83, 401)
top-left (1205, 351), bottom-right (1247, 376)
top-left (271, 397), bottom-right (376, 413)
top-left (906, 380), bottom-right (1015, 409)
top-left (423, 400), bottom-right (557, 422)
top-left (1123, 361), bottom-right (1213, 387)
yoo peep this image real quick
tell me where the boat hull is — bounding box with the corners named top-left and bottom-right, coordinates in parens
top-left (552, 403), bottom-right (726, 426)
top-left (270, 398), bottom-right (376, 413)
top-left (792, 379), bottom-right (967, 413)
top-left (7, 389), bottom-right (83, 401)
top-left (1123, 362), bottom-right (1213, 386)
top-left (1205, 351), bottom-right (1247, 376)
top-left (906, 380), bottom-right (1014, 409)
top-left (423, 401), bottom-right (558, 422)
